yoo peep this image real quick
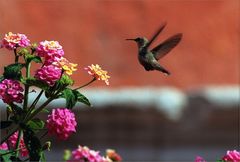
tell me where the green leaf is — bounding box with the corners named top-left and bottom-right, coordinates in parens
top-left (0, 76), bottom-right (4, 82)
top-left (23, 126), bottom-right (42, 161)
top-left (40, 152), bottom-right (46, 162)
top-left (3, 63), bottom-right (24, 80)
top-left (25, 54), bottom-right (42, 64)
top-left (41, 108), bottom-right (49, 113)
top-left (0, 150), bottom-right (13, 162)
top-left (0, 121), bottom-right (13, 129)
top-left (23, 77), bottom-right (49, 90)
top-left (62, 88), bottom-right (77, 109)
top-left (73, 90), bottom-right (91, 107)
top-left (28, 118), bottom-right (45, 130)
top-left (63, 149), bottom-right (71, 161)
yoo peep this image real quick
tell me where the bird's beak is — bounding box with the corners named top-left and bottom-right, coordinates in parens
top-left (126, 38), bottom-right (136, 41)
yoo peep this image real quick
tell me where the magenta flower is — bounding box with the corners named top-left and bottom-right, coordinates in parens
top-left (8, 131), bottom-right (29, 157)
top-left (195, 156), bottom-right (206, 162)
top-left (0, 142), bottom-right (8, 150)
top-left (0, 79), bottom-right (24, 104)
top-left (34, 65), bottom-right (62, 86)
top-left (68, 145), bottom-right (106, 162)
top-left (1, 32), bottom-right (30, 50)
top-left (46, 108), bottom-right (77, 140)
top-left (222, 150), bottom-right (240, 162)
top-left (36, 40), bottom-right (64, 64)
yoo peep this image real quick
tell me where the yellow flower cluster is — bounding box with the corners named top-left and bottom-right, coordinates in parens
top-left (54, 57), bottom-right (77, 75)
top-left (85, 64), bottom-right (110, 85)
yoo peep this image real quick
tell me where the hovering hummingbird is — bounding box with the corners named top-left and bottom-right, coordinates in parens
top-left (126, 22), bottom-right (182, 75)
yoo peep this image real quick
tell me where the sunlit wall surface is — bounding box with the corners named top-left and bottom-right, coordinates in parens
top-left (0, 0), bottom-right (239, 161)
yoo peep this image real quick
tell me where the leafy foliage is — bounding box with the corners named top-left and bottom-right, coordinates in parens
top-left (61, 88), bottom-right (91, 109)
top-left (23, 126), bottom-right (42, 161)
top-left (22, 77), bottom-right (49, 90)
top-left (3, 63), bottom-right (24, 80)
top-left (0, 121), bottom-right (13, 129)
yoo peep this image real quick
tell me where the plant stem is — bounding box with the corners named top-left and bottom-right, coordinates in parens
top-left (25, 95), bottom-right (56, 123)
top-left (24, 90), bottom-right (44, 121)
top-left (15, 130), bottom-right (22, 157)
top-left (0, 147), bottom-right (23, 157)
top-left (14, 49), bottom-right (19, 63)
top-left (0, 126), bottom-right (18, 144)
top-left (74, 78), bottom-right (96, 90)
top-left (23, 62), bottom-right (31, 111)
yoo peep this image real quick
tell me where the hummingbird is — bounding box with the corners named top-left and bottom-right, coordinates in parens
top-left (126, 22), bottom-right (182, 75)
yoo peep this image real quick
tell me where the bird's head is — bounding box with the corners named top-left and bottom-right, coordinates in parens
top-left (126, 37), bottom-right (148, 48)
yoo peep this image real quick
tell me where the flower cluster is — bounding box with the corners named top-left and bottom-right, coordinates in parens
top-left (0, 32), bottom-right (111, 161)
top-left (0, 79), bottom-right (24, 104)
top-left (106, 149), bottom-right (122, 162)
top-left (222, 150), bottom-right (240, 162)
top-left (196, 150), bottom-right (240, 162)
top-left (0, 142), bottom-right (8, 150)
top-left (53, 57), bottom-right (77, 75)
top-left (68, 145), bottom-right (106, 162)
top-left (85, 64), bottom-right (110, 85)
top-left (34, 65), bottom-right (62, 86)
top-left (0, 32), bottom-right (30, 50)
top-left (8, 131), bottom-right (29, 157)
top-left (36, 40), bottom-right (64, 64)
top-left (46, 108), bottom-right (77, 140)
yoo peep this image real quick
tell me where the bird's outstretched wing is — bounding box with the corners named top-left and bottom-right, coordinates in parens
top-left (151, 33), bottom-right (182, 60)
top-left (145, 22), bottom-right (167, 49)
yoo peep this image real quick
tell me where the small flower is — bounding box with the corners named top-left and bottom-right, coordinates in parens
top-left (222, 150), bottom-right (240, 162)
top-left (0, 142), bottom-right (8, 150)
top-left (106, 149), bottom-right (122, 162)
top-left (195, 156), bottom-right (206, 162)
top-left (0, 79), bottom-right (24, 104)
top-left (68, 145), bottom-right (106, 162)
top-left (1, 32), bottom-right (30, 50)
top-left (36, 40), bottom-right (64, 63)
top-left (53, 57), bottom-right (77, 75)
top-left (46, 108), bottom-right (77, 140)
top-left (34, 65), bottom-right (62, 86)
top-left (85, 64), bottom-right (110, 85)
top-left (8, 131), bottom-right (29, 157)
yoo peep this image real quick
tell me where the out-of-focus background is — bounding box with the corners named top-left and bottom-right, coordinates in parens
top-left (0, 0), bottom-right (239, 161)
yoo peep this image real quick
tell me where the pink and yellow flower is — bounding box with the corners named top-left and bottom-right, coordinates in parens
top-left (8, 131), bottom-right (29, 157)
top-left (85, 64), bottom-right (110, 85)
top-left (46, 108), bottom-right (77, 140)
top-left (0, 79), bottom-right (24, 104)
top-left (53, 57), bottom-right (77, 75)
top-left (68, 145), bottom-right (106, 162)
top-left (34, 65), bottom-right (62, 86)
top-left (222, 150), bottom-right (240, 162)
top-left (36, 40), bottom-right (64, 63)
top-left (106, 149), bottom-right (122, 162)
top-left (0, 32), bottom-right (30, 50)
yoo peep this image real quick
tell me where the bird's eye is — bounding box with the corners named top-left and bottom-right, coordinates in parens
top-left (135, 38), bottom-right (140, 41)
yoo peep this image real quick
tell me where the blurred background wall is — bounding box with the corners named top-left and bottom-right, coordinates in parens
top-left (0, 0), bottom-right (239, 161)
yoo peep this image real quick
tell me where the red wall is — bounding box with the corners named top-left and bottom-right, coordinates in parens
top-left (0, 0), bottom-right (238, 89)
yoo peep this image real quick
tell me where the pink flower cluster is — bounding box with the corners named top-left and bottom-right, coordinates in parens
top-left (0, 79), bottom-right (24, 104)
top-left (222, 150), bottom-right (240, 162)
top-left (0, 142), bottom-right (8, 150)
top-left (195, 156), bottom-right (206, 162)
top-left (36, 40), bottom-right (64, 64)
top-left (8, 131), bottom-right (29, 157)
top-left (196, 150), bottom-right (240, 162)
top-left (68, 145), bottom-right (106, 162)
top-left (0, 32), bottom-right (30, 50)
top-left (46, 108), bottom-right (77, 140)
top-left (34, 65), bottom-right (62, 86)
